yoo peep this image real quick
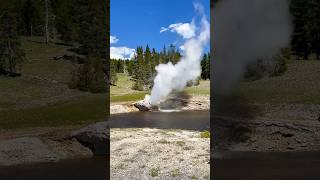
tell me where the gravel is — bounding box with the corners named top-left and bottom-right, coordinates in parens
top-left (110, 128), bottom-right (210, 180)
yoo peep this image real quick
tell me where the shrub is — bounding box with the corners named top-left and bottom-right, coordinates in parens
top-left (69, 54), bottom-right (107, 93)
top-left (132, 79), bottom-right (144, 91)
top-left (200, 130), bottom-right (210, 138)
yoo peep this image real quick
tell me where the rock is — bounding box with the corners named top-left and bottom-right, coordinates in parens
top-left (44, 137), bottom-right (93, 159)
top-left (133, 100), bottom-right (152, 111)
top-left (71, 121), bottom-right (109, 155)
top-left (0, 137), bottom-right (60, 166)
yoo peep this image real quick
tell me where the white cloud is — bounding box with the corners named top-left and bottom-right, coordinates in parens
top-left (160, 22), bottom-right (196, 39)
top-left (110, 35), bottom-right (119, 44)
top-left (110, 46), bottom-right (135, 60)
top-left (160, 27), bottom-right (169, 33)
top-left (179, 45), bottom-right (185, 51)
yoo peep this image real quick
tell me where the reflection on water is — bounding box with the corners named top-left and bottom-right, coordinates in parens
top-left (110, 111), bottom-right (210, 131)
top-left (0, 156), bottom-right (108, 180)
top-left (214, 151), bottom-right (320, 180)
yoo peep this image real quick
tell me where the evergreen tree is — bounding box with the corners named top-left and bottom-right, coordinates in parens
top-left (0, 1), bottom-right (26, 75)
top-left (144, 45), bottom-right (152, 83)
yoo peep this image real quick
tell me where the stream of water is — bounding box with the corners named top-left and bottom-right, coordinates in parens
top-left (109, 110), bottom-right (210, 130)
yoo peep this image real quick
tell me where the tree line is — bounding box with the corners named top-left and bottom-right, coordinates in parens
top-left (214, 0), bottom-right (320, 60)
top-left (110, 44), bottom-right (210, 91)
top-left (0, 0), bottom-right (108, 93)
top-left (290, 0), bottom-right (320, 60)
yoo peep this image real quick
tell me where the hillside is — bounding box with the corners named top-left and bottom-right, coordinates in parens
top-left (214, 60), bottom-right (320, 152)
top-left (237, 60), bottom-right (320, 105)
top-left (0, 37), bottom-right (107, 129)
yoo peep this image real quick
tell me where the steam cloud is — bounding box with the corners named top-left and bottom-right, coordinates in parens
top-left (147, 2), bottom-right (210, 106)
top-left (213, 0), bottom-right (292, 94)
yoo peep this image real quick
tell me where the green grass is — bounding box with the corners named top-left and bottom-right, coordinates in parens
top-left (110, 73), bottom-right (149, 102)
top-left (149, 167), bottom-right (160, 177)
top-left (176, 141), bottom-right (186, 146)
top-left (111, 92), bottom-right (147, 103)
top-left (171, 169), bottom-right (180, 177)
top-left (185, 80), bottom-right (210, 96)
top-left (191, 175), bottom-right (198, 179)
top-left (0, 36), bottom-right (108, 129)
top-left (158, 139), bottom-right (171, 144)
top-left (21, 36), bottom-right (75, 83)
top-left (0, 36), bottom-right (76, 107)
top-left (0, 94), bottom-right (107, 129)
top-left (200, 130), bottom-right (210, 138)
top-left (235, 60), bottom-right (320, 105)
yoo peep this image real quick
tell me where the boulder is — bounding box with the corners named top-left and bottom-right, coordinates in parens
top-left (71, 121), bottom-right (109, 155)
top-left (133, 100), bottom-right (152, 111)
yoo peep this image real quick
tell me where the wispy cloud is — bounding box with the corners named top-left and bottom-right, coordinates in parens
top-left (110, 46), bottom-right (135, 60)
top-left (110, 35), bottom-right (119, 44)
top-left (160, 27), bottom-right (169, 33)
top-left (160, 22), bottom-right (196, 39)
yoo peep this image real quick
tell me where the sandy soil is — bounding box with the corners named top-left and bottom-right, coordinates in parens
top-left (110, 128), bottom-right (210, 180)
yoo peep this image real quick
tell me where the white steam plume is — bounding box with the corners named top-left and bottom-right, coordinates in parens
top-left (213, 0), bottom-right (292, 94)
top-left (147, 3), bottom-right (210, 106)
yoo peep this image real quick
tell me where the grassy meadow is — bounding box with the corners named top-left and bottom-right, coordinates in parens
top-left (236, 60), bottom-right (320, 105)
top-left (0, 37), bottom-right (107, 129)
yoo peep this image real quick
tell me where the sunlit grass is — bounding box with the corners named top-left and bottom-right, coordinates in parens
top-left (0, 94), bottom-right (107, 129)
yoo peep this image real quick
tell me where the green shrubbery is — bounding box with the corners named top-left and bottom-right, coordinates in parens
top-left (69, 54), bottom-right (107, 93)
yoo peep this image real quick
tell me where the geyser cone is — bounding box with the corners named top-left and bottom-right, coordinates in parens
top-left (133, 95), bottom-right (153, 111)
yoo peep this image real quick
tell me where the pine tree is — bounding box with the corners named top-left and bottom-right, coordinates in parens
top-left (71, 0), bottom-right (107, 92)
top-left (144, 45), bottom-right (152, 84)
top-left (0, 1), bottom-right (26, 75)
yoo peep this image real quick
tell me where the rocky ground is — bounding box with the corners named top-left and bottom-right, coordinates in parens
top-left (110, 128), bottom-right (210, 180)
top-left (0, 122), bottom-right (108, 166)
top-left (214, 103), bottom-right (320, 152)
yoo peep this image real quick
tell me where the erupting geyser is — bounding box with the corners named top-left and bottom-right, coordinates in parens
top-left (134, 3), bottom-right (210, 111)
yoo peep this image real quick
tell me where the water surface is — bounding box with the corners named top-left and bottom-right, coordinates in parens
top-left (214, 151), bottom-right (320, 180)
top-left (110, 111), bottom-right (210, 131)
top-left (0, 156), bottom-right (107, 180)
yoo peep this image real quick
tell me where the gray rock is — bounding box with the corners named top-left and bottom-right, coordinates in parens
top-left (0, 137), bottom-right (59, 166)
top-left (133, 100), bottom-right (152, 111)
top-left (71, 121), bottom-right (109, 155)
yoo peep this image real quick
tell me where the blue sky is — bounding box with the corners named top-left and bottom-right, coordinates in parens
top-left (110, 0), bottom-right (210, 59)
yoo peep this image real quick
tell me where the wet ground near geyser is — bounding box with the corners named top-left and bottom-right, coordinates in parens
top-left (213, 151), bottom-right (320, 180)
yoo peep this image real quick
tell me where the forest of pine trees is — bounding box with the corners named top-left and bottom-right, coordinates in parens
top-left (1, 0), bottom-right (320, 91)
top-left (290, 0), bottom-right (320, 60)
top-left (110, 44), bottom-right (210, 91)
top-left (0, 0), bottom-right (108, 92)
